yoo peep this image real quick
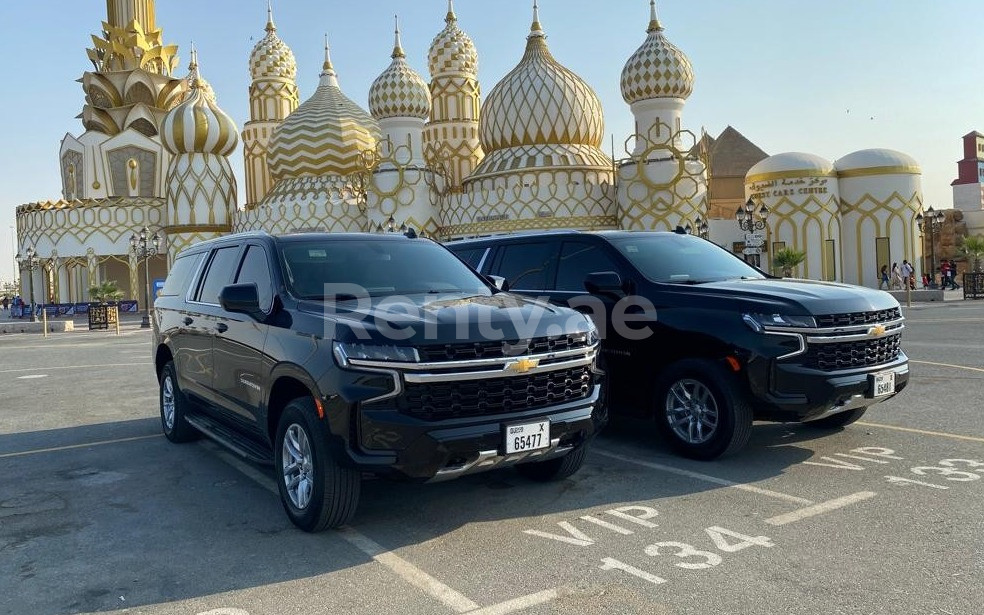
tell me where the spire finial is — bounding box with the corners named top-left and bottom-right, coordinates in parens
top-left (188, 42), bottom-right (202, 88)
top-left (189, 41), bottom-right (198, 70)
top-left (446, 0), bottom-right (456, 24)
top-left (647, 0), bottom-right (663, 33)
top-left (266, 0), bottom-right (276, 32)
top-left (530, 0), bottom-right (544, 37)
top-left (322, 34), bottom-right (334, 72)
top-left (392, 15), bottom-right (406, 59)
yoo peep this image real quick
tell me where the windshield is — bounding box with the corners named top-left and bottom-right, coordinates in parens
top-left (611, 233), bottom-right (766, 284)
top-left (281, 239), bottom-right (492, 299)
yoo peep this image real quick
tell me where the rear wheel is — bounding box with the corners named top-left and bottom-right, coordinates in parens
top-left (654, 359), bottom-right (752, 460)
top-left (808, 407), bottom-right (867, 429)
top-left (516, 444), bottom-right (588, 481)
top-left (275, 398), bottom-right (360, 532)
top-left (159, 361), bottom-right (199, 443)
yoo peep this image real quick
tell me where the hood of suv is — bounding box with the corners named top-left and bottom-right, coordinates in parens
top-left (297, 291), bottom-right (590, 344)
top-left (685, 278), bottom-right (899, 316)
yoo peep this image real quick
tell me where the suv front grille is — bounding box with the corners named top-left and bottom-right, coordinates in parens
top-left (815, 308), bottom-right (901, 328)
top-left (804, 335), bottom-right (902, 371)
top-left (387, 365), bottom-right (593, 421)
top-left (417, 334), bottom-right (589, 362)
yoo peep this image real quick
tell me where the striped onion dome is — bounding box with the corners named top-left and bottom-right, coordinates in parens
top-left (249, 2), bottom-right (297, 81)
top-left (266, 40), bottom-right (380, 179)
top-left (369, 19), bottom-right (432, 120)
top-left (620, 1), bottom-right (694, 103)
top-left (161, 63), bottom-right (238, 156)
top-left (184, 45), bottom-right (216, 103)
top-left (473, 2), bottom-right (608, 176)
top-left (427, 0), bottom-right (478, 78)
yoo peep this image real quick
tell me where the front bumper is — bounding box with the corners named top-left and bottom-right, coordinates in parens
top-left (749, 352), bottom-right (910, 422)
top-left (350, 385), bottom-right (599, 480)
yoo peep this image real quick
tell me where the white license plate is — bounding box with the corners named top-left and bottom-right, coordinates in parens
top-left (872, 371), bottom-right (896, 397)
top-left (505, 420), bottom-right (550, 454)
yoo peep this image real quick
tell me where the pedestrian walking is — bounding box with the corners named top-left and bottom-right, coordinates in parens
top-left (940, 261), bottom-right (951, 290)
top-left (901, 260), bottom-right (915, 290)
top-left (1, 295), bottom-right (8, 312)
top-left (948, 259), bottom-right (960, 290)
top-left (879, 264), bottom-right (890, 290)
top-left (890, 262), bottom-right (902, 289)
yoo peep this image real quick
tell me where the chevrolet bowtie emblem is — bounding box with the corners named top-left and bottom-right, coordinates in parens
top-left (868, 325), bottom-right (886, 337)
top-left (506, 358), bottom-right (540, 373)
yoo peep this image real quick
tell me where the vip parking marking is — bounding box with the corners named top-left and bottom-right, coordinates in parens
top-left (795, 445), bottom-right (984, 492)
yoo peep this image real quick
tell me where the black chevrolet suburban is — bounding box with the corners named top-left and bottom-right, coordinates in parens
top-left (449, 230), bottom-right (909, 460)
top-left (153, 232), bottom-right (600, 531)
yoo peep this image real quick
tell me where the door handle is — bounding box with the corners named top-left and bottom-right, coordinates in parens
top-left (215, 323), bottom-right (228, 333)
top-left (182, 317), bottom-right (193, 326)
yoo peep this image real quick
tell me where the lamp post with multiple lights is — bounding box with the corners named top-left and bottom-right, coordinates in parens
top-left (735, 198), bottom-right (770, 266)
top-left (15, 246), bottom-right (41, 323)
top-left (130, 227), bottom-right (160, 329)
top-left (916, 206), bottom-right (945, 286)
top-left (685, 216), bottom-right (709, 239)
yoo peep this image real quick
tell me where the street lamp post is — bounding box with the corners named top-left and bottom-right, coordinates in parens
top-left (15, 246), bottom-right (41, 323)
top-left (130, 227), bottom-right (160, 329)
top-left (916, 206), bottom-right (945, 287)
top-left (735, 198), bottom-right (770, 266)
top-left (685, 216), bottom-right (710, 240)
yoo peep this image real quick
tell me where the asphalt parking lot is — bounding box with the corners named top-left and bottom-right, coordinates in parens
top-left (1, 302), bottom-right (982, 615)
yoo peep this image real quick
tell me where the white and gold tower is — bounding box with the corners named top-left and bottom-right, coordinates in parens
top-left (444, 2), bottom-right (615, 237)
top-left (161, 51), bottom-right (239, 263)
top-left (423, 0), bottom-right (484, 192)
top-left (236, 39), bottom-right (380, 234)
top-left (617, 0), bottom-right (707, 231)
top-left (243, 2), bottom-right (299, 208)
top-left (367, 19), bottom-right (441, 236)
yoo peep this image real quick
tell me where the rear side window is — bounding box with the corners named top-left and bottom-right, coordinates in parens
top-left (555, 242), bottom-right (620, 291)
top-left (493, 242), bottom-right (558, 290)
top-left (196, 246), bottom-right (240, 304)
top-left (160, 253), bottom-right (204, 297)
top-left (235, 245), bottom-right (274, 312)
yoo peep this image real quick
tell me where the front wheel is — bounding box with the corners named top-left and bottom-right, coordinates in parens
top-left (808, 407), bottom-right (867, 429)
top-left (653, 359), bottom-right (753, 460)
top-left (515, 444), bottom-right (588, 481)
top-left (275, 398), bottom-right (361, 532)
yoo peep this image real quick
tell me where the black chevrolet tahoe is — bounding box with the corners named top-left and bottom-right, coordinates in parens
top-left (153, 232), bottom-right (600, 531)
top-left (449, 230), bottom-right (909, 460)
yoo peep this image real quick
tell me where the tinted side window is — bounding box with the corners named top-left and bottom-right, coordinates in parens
top-left (234, 245), bottom-right (273, 312)
top-left (555, 242), bottom-right (620, 291)
top-left (452, 247), bottom-right (487, 270)
top-left (493, 242), bottom-right (558, 290)
top-left (160, 253), bottom-right (204, 297)
top-left (196, 246), bottom-right (240, 304)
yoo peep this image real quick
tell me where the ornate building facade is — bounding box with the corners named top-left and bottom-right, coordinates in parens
top-left (16, 0), bottom-right (925, 305)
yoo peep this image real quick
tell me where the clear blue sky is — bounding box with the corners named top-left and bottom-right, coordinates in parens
top-left (1, 0), bottom-right (981, 283)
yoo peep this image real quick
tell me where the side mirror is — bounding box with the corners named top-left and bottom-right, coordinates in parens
top-left (584, 271), bottom-right (624, 296)
top-left (219, 283), bottom-right (264, 320)
top-left (487, 275), bottom-right (509, 291)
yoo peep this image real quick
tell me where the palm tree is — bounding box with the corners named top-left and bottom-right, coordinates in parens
top-left (89, 280), bottom-right (124, 303)
top-left (960, 235), bottom-right (984, 272)
top-left (772, 247), bottom-right (807, 278)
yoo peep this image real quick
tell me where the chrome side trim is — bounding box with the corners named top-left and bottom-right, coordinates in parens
top-left (403, 354), bottom-right (595, 383)
top-left (806, 325), bottom-right (904, 344)
top-left (429, 438), bottom-right (572, 482)
top-left (346, 343), bottom-right (596, 371)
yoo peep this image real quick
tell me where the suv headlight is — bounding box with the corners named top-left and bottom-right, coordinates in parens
top-left (333, 341), bottom-right (420, 366)
top-left (583, 314), bottom-right (600, 345)
top-left (742, 313), bottom-right (816, 332)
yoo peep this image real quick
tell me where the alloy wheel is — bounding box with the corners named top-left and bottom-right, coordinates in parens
top-left (665, 378), bottom-right (719, 444)
top-left (282, 424), bottom-right (314, 510)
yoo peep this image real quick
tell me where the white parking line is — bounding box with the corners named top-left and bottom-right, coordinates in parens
top-left (0, 434), bottom-right (161, 459)
top-left (855, 422), bottom-right (984, 444)
top-left (0, 362), bottom-right (152, 374)
top-left (202, 441), bottom-right (560, 614)
top-left (764, 492), bottom-right (877, 526)
top-left (16, 374), bottom-right (47, 379)
top-left (594, 448), bottom-right (814, 505)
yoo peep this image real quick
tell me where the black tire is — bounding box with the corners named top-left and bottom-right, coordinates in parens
top-left (275, 398), bottom-right (360, 532)
top-left (653, 359), bottom-right (753, 460)
top-left (808, 407), bottom-right (867, 429)
top-left (516, 444), bottom-right (588, 481)
top-left (159, 361), bottom-right (199, 443)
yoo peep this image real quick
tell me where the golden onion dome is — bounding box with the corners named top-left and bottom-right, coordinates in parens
top-left (369, 18), bottom-right (432, 120)
top-left (161, 63), bottom-right (239, 156)
top-left (184, 45), bottom-right (216, 103)
top-left (249, 2), bottom-right (298, 81)
top-left (620, 1), bottom-right (695, 103)
top-left (427, 0), bottom-right (478, 78)
top-left (267, 40), bottom-right (380, 179)
top-left (478, 3), bottom-right (605, 153)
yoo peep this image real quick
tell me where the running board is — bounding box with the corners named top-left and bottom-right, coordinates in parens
top-left (184, 413), bottom-right (273, 465)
